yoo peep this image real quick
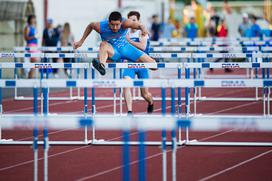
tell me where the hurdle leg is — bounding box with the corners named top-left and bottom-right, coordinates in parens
top-left (161, 87), bottom-right (167, 181)
top-left (263, 88), bottom-right (266, 116)
top-left (33, 126), bottom-right (38, 181)
top-left (43, 87), bottom-right (49, 181)
top-left (14, 74), bottom-right (18, 99)
top-left (171, 130), bottom-right (177, 181)
top-left (122, 130), bottom-right (130, 181)
top-left (120, 88), bottom-right (123, 115)
top-left (77, 53), bottom-right (81, 99)
top-left (268, 88), bottom-right (270, 116)
top-left (33, 87), bottom-right (38, 181)
top-left (185, 67), bottom-right (190, 143)
top-left (138, 130), bottom-right (146, 181)
top-left (40, 69), bottom-right (44, 114)
top-left (177, 67), bottom-right (182, 144)
top-left (119, 69), bottom-right (123, 115)
top-left (193, 86), bottom-right (197, 116)
top-left (171, 87), bottom-right (177, 181)
top-left (113, 69), bottom-right (117, 115)
top-left (0, 67), bottom-right (2, 140)
top-left (91, 68), bottom-right (96, 141)
top-left (193, 58), bottom-right (197, 115)
top-left (84, 68), bottom-right (89, 144)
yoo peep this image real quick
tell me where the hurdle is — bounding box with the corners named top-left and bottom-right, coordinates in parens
top-left (1, 52), bottom-right (271, 116)
top-left (0, 78), bottom-right (271, 146)
top-left (0, 57), bottom-right (272, 115)
top-left (1, 112), bottom-right (272, 181)
top-left (1, 53), bottom-right (271, 109)
top-left (11, 45), bottom-right (271, 101)
top-left (10, 44), bottom-right (272, 94)
top-left (150, 40), bottom-right (272, 47)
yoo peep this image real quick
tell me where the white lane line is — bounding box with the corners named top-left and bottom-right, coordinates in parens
top-left (75, 129), bottom-right (236, 181)
top-left (0, 131), bottom-right (139, 172)
top-left (0, 99), bottom-right (231, 172)
top-left (206, 102), bottom-right (258, 115)
top-left (198, 149), bottom-right (272, 181)
top-left (0, 89), bottom-right (261, 173)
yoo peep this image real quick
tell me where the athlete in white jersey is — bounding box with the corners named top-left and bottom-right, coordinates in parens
top-left (123, 11), bottom-right (153, 114)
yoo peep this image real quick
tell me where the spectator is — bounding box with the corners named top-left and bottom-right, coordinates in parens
top-left (250, 16), bottom-right (262, 38)
top-left (205, 3), bottom-right (220, 37)
top-left (150, 15), bottom-right (160, 41)
top-left (160, 18), bottom-right (175, 39)
top-left (60, 22), bottom-right (75, 76)
top-left (238, 13), bottom-right (251, 37)
top-left (184, 16), bottom-right (198, 39)
top-left (223, 0), bottom-right (238, 38)
top-left (217, 19), bottom-right (228, 37)
top-left (42, 19), bottom-right (61, 77)
top-left (191, 0), bottom-right (205, 37)
top-left (24, 15), bottom-right (39, 78)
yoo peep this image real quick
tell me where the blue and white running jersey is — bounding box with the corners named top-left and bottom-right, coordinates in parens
top-left (127, 29), bottom-right (150, 54)
top-left (99, 19), bottom-right (128, 49)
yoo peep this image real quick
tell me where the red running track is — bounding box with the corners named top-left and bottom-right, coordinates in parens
top-left (0, 86), bottom-right (272, 181)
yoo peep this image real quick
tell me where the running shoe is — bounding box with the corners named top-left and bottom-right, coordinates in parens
top-left (92, 59), bottom-right (106, 75)
top-left (147, 104), bottom-right (154, 113)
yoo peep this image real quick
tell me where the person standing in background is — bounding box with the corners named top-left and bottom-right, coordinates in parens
top-left (160, 18), bottom-right (175, 39)
top-left (60, 22), bottom-right (75, 76)
top-left (191, 0), bottom-right (205, 37)
top-left (217, 19), bottom-right (228, 37)
top-left (238, 13), bottom-right (251, 37)
top-left (204, 3), bottom-right (220, 37)
top-left (184, 16), bottom-right (198, 39)
top-left (42, 19), bottom-right (62, 77)
top-left (222, 0), bottom-right (239, 38)
top-left (24, 15), bottom-right (39, 78)
top-left (250, 16), bottom-right (262, 38)
top-left (151, 15), bottom-right (160, 41)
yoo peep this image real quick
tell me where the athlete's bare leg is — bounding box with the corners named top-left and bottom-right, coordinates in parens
top-left (92, 41), bottom-right (115, 75)
top-left (137, 54), bottom-right (157, 70)
top-left (124, 76), bottom-right (133, 112)
top-left (140, 87), bottom-right (153, 105)
top-left (99, 41), bottom-right (114, 65)
top-left (141, 87), bottom-right (154, 113)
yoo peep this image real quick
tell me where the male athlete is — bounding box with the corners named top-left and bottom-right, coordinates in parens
top-left (73, 11), bottom-right (157, 75)
top-left (123, 11), bottom-right (153, 114)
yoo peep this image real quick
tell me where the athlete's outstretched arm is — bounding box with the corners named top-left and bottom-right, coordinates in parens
top-left (122, 19), bottom-right (148, 36)
top-left (73, 22), bottom-right (100, 49)
top-left (126, 33), bottom-right (148, 51)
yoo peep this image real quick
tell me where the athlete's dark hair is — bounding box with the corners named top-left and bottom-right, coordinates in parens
top-left (127, 11), bottom-right (140, 20)
top-left (27, 15), bottom-right (36, 25)
top-left (109, 11), bottom-right (122, 22)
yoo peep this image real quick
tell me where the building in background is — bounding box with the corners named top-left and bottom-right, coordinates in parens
top-left (0, 0), bottom-right (35, 50)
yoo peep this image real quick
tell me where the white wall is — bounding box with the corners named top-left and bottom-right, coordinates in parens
top-left (32, 0), bottom-right (44, 46)
top-left (46, 0), bottom-right (167, 47)
top-left (48, 0), bottom-right (118, 47)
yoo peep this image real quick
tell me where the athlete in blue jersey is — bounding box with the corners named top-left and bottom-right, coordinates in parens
top-left (24, 15), bottom-right (39, 78)
top-left (73, 11), bottom-right (157, 75)
top-left (123, 11), bottom-right (153, 114)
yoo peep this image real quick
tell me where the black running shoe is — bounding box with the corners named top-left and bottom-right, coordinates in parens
top-left (92, 59), bottom-right (106, 75)
top-left (147, 104), bottom-right (154, 113)
top-left (127, 111), bottom-right (133, 115)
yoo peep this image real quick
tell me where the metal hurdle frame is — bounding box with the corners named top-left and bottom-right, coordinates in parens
top-left (0, 78), bottom-right (271, 147)
top-left (1, 59), bottom-right (272, 109)
top-left (11, 45), bottom-right (271, 101)
top-left (12, 48), bottom-right (94, 101)
top-left (1, 114), bottom-right (272, 181)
